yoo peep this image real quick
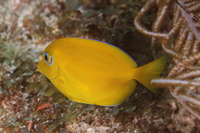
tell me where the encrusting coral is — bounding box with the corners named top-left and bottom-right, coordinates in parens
top-left (134, 0), bottom-right (200, 119)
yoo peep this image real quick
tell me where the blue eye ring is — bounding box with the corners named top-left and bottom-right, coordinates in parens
top-left (44, 52), bottom-right (49, 64)
top-left (49, 54), bottom-right (53, 66)
top-left (44, 52), bottom-right (53, 66)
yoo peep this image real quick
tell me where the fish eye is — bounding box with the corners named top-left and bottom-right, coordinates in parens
top-left (44, 52), bottom-right (53, 66)
top-left (44, 52), bottom-right (49, 63)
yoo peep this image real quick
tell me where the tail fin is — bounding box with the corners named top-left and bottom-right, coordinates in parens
top-left (133, 56), bottom-right (168, 93)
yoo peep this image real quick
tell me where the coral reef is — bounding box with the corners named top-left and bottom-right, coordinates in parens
top-left (134, 0), bottom-right (200, 120)
top-left (0, 0), bottom-right (199, 132)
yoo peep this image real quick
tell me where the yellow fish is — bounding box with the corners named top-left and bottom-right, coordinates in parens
top-left (37, 38), bottom-right (167, 106)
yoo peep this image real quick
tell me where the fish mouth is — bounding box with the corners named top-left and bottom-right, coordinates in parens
top-left (37, 62), bottom-right (59, 80)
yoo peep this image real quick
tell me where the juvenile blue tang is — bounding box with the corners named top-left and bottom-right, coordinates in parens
top-left (37, 38), bottom-right (168, 106)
